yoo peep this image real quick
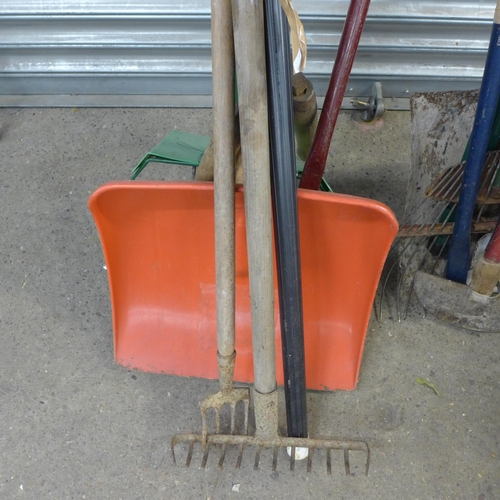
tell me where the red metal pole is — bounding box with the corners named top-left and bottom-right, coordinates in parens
top-left (299, 0), bottom-right (371, 191)
top-left (484, 218), bottom-right (500, 263)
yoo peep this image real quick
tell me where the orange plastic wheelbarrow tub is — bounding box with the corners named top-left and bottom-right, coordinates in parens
top-left (89, 182), bottom-right (398, 391)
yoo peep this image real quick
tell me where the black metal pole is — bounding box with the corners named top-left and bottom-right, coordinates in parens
top-left (264, 0), bottom-right (308, 438)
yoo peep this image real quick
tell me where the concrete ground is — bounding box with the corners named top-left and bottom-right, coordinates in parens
top-left (0, 107), bottom-right (499, 499)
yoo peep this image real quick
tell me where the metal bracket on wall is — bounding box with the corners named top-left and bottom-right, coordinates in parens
top-left (350, 81), bottom-right (385, 122)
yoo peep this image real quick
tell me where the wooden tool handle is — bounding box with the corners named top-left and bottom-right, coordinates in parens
top-left (233, 0), bottom-right (276, 395)
top-left (212, 0), bottom-right (236, 359)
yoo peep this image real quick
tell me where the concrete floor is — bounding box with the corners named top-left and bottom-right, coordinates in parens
top-left (0, 107), bottom-right (499, 499)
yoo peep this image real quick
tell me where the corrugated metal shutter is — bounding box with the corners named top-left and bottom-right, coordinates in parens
top-left (0, 0), bottom-right (496, 104)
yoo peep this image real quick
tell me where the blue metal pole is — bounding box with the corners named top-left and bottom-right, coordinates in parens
top-left (446, 17), bottom-right (500, 283)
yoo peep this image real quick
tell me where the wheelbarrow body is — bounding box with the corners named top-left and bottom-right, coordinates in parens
top-left (89, 182), bottom-right (398, 390)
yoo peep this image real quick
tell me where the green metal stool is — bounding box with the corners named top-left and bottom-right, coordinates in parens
top-left (131, 129), bottom-right (333, 192)
top-left (131, 130), bottom-right (211, 180)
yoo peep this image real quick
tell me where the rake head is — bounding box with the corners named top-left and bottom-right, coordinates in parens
top-left (173, 384), bottom-right (369, 476)
top-left (378, 148), bottom-right (500, 322)
top-left (426, 150), bottom-right (500, 205)
top-left (171, 433), bottom-right (370, 476)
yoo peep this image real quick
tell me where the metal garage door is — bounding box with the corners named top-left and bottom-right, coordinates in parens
top-left (0, 0), bottom-right (496, 106)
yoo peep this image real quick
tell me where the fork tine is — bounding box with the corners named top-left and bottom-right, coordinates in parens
top-left (235, 444), bottom-right (244, 469)
top-left (307, 448), bottom-right (313, 473)
top-left (186, 441), bottom-right (194, 468)
top-left (272, 446), bottom-right (278, 471)
top-left (171, 441), bottom-right (177, 466)
top-left (230, 404), bottom-right (236, 434)
top-left (343, 449), bottom-right (351, 476)
top-left (243, 400), bottom-right (250, 434)
top-left (201, 410), bottom-right (209, 443)
top-left (218, 444), bottom-right (227, 468)
top-left (364, 446), bottom-right (371, 476)
top-left (326, 448), bottom-right (332, 476)
top-left (201, 444), bottom-right (210, 469)
top-left (254, 446), bottom-right (261, 470)
top-left (215, 408), bottom-right (220, 434)
top-left (290, 447), bottom-right (296, 471)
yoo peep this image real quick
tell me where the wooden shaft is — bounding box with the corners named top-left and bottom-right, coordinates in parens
top-left (232, 0), bottom-right (276, 395)
top-left (212, 0), bottom-right (236, 358)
